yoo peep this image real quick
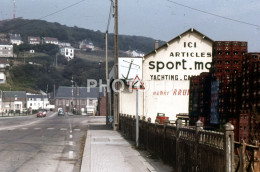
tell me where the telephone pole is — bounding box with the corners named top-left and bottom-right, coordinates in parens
top-left (113, 0), bottom-right (119, 130)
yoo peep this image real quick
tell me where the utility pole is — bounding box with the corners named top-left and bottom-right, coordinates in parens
top-left (105, 31), bottom-right (109, 125)
top-left (113, 0), bottom-right (119, 130)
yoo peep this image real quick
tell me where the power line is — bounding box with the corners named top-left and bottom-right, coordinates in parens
top-left (38, 0), bottom-right (86, 21)
top-left (0, 0), bottom-right (86, 32)
top-left (167, 0), bottom-right (260, 28)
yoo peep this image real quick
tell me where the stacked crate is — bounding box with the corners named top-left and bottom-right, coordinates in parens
top-left (212, 41), bottom-right (247, 130)
top-left (189, 73), bottom-right (211, 126)
top-left (239, 111), bottom-right (251, 143)
top-left (240, 53), bottom-right (260, 143)
top-left (189, 76), bottom-right (200, 126)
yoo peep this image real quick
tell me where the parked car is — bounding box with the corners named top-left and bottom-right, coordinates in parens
top-left (58, 109), bottom-right (65, 116)
top-left (37, 111), bottom-right (46, 117)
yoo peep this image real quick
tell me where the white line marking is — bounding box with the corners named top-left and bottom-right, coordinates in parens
top-left (47, 128), bottom-right (55, 130)
top-left (69, 151), bottom-right (74, 159)
top-left (21, 128), bottom-right (28, 130)
top-left (70, 130), bottom-right (72, 133)
top-left (60, 128), bottom-right (67, 131)
top-left (74, 129), bottom-right (81, 131)
top-left (69, 135), bottom-right (73, 139)
top-left (34, 128), bottom-right (41, 130)
top-left (69, 141), bottom-right (73, 146)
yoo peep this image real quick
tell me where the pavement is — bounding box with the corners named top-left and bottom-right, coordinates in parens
top-left (80, 118), bottom-right (173, 172)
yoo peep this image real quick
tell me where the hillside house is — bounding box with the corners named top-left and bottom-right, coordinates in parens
top-left (0, 33), bottom-right (8, 43)
top-left (26, 94), bottom-right (49, 110)
top-left (28, 36), bottom-right (41, 45)
top-left (2, 91), bottom-right (26, 113)
top-left (79, 40), bottom-right (94, 51)
top-left (0, 45), bottom-right (13, 57)
top-left (42, 37), bottom-right (59, 45)
top-left (60, 47), bottom-right (74, 61)
top-left (54, 86), bottom-right (104, 115)
top-left (10, 34), bottom-right (23, 45)
top-left (58, 42), bottom-right (71, 48)
top-left (0, 58), bottom-right (10, 69)
top-left (126, 50), bottom-right (145, 57)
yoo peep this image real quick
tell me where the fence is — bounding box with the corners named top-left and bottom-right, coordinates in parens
top-left (119, 114), bottom-right (234, 172)
top-left (234, 141), bottom-right (260, 172)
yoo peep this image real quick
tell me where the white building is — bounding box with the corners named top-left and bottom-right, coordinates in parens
top-left (0, 45), bottom-right (13, 57)
top-left (79, 40), bottom-right (94, 51)
top-left (42, 37), bottom-right (59, 45)
top-left (27, 94), bottom-right (50, 110)
top-left (126, 50), bottom-right (145, 57)
top-left (0, 72), bottom-right (6, 84)
top-left (117, 28), bottom-right (213, 122)
top-left (60, 47), bottom-right (74, 61)
top-left (10, 34), bottom-right (23, 45)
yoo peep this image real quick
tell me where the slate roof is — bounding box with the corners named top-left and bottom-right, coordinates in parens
top-left (43, 37), bottom-right (58, 42)
top-left (27, 94), bottom-right (47, 99)
top-left (55, 86), bottom-right (104, 99)
top-left (3, 91), bottom-right (26, 98)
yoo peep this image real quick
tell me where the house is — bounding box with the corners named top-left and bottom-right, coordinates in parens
top-left (0, 58), bottom-right (10, 69)
top-left (42, 37), bottom-right (59, 45)
top-left (28, 36), bottom-right (41, 45)
top-left (126, 50), bottom-right (145, 57)
top-left (0, 44), bottom-right (13, 57)
top-left (54, 86), bottom-right (104, 115)
top-left (26, 94), bottom-right (49, 110)
top-left (2, 91), bottom-right (26, 113)
top-left (79, 40), bottom-right (94, 51)
top-left (58, 42), bottom-right (71, 48)
top-left (60, 47), bottom-right (74, 61)
top-left (0, 33), bottom-right (8, 43)
top-left (10, 34), bottom-right (23, 45)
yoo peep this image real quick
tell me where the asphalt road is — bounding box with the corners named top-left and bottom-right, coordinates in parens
top-left (0, 112), bottom-right (97, 172)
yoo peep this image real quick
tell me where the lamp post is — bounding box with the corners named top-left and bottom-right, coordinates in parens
top-left (14, 94), bottom-right (17, 115)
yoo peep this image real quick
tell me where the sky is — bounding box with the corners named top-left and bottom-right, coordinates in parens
top-left (1, 0), bottom-right (260, 51)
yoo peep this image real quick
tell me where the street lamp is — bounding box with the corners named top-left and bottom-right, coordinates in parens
top-left (14, 94), bottom-right (17, 115)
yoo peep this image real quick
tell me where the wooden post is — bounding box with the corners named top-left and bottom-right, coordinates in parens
top-left (253, 141), bottom-right (260, 172)
top-left (224, 122), bottom-right (235, 172)
top-left (196, 120), bottom-right (203, 171)
top-left (176, 119), bottom-right (182, 172)
top-left (239, 140), bottom-right (246, 172)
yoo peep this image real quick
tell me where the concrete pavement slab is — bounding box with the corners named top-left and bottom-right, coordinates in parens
top-left (81, 124), bottom-right (173, 172)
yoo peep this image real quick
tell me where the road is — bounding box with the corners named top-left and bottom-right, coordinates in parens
top-left (0, 112), bottom-right (99, 172)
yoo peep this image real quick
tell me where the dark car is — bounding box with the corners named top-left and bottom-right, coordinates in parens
top-left (58, 109), bottom-right (65, 116)
top-left (37, 111), bottom-right (46, 117)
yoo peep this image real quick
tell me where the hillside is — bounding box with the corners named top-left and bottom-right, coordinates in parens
top-left (0, 18), bottom-right (164, 53)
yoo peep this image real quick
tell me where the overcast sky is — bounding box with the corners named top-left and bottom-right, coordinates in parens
top-left (1, 0), bottom-right (260, 51)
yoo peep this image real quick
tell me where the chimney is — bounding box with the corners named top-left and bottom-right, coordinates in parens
top-left (155, 40), bottom-right (159, 50)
